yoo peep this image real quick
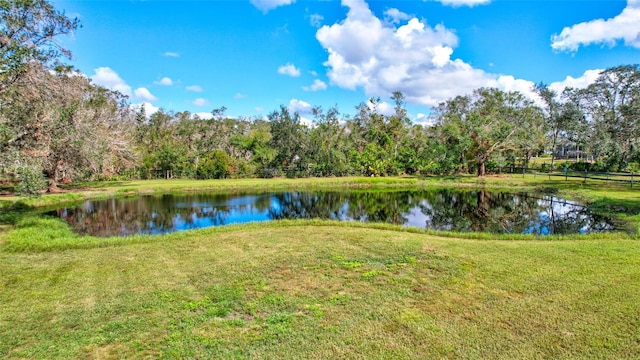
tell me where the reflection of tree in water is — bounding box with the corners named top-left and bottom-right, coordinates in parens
top-left (53, 193), bottom-right (272, 237)
top-left (54, 197), bottom-right (158, 237)
top-left (268, 192), bottom-right (416, 226)
top-left (268, 192), bottom-right (347, 220)
top-left (51, 190), bottom-right (621, 237)
top-left (420, 190), bottom-right (617, 235)
top-left (344, 192), bottom-right (415, 225)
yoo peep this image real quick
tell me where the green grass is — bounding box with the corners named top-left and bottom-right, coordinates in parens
top-left (2, 176), bottom-right (640, 358)
top-left (1, 174), bottom-right (639, 208)
top-left (1, 223), bottom-right (640, 359)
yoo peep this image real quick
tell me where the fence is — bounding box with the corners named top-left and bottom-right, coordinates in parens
top-left (116, 166), bottom-right (640, 188)
top-left (495, 166), bottom-right (638, 187)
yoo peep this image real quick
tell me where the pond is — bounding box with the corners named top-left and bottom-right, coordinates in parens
top-left (48, 190), bottom-right (628, 237)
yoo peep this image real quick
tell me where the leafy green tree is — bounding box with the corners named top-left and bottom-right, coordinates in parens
top-left (435, 88), bottom-right (544, 176)
top-left (571, 65), bottom-right (640, 170)
top-left (0, 0), bottom-right (79, 91)
top-left (231, 119), bottom-right (276, 177)
top-left (349, 98), bottom-right (394, 175)
top-left (388, 91), bottom-right (411, 167)
top-left (197, 150), bottom-right (234, 179)
top-left (396, 124), bottom-right (427, 175)
top-left (309, 106), bottom-right (349, 176)
top-left (535, 83), bottom-right (586, 170)
top-left (268, 106), bottom-right (309, 176)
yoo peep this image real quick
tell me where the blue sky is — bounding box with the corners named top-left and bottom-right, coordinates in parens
top-left (53, 0), bottom-right (640, 123)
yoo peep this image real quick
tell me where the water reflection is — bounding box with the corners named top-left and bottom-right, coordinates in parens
top-left (49, 190), bottom-right (624, 237)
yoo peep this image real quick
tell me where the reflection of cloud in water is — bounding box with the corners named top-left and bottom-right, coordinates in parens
top-left (405, 204), bottom-right (435, 230)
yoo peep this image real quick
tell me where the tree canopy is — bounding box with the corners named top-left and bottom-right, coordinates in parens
top-left (1, 1), bottom-right (640, 193)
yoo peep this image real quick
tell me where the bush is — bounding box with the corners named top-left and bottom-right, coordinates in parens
top-left (569, 161), bottom-right (609, 173)
top-left (197, 151), bottom-right (234, 179)
top-left (627, 162), bottom-right (640, 173)
top-left (15, 165), bottom-right (47, 195)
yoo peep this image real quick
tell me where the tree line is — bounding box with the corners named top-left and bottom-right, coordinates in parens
top-left (1, 1), bottom-right (639, 194)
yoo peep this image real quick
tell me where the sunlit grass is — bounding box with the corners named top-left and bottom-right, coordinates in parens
top-left (2, 216), bottom-right (633, 254)
top-left (1, 223), bottom-right (639, 358)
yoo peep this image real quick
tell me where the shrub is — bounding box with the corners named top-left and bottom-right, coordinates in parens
top-left (15, 165), bottom-right (47, 195)
top-left (569, 161), bottom-right (609, 173)
top-left (197, 151), bottom-right (234, 179)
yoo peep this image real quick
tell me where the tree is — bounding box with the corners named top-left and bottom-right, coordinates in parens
top-left (231, 119), bottom-right (276, 177)
top-left (0, 0), bottom-right (79, 92)
top-left (309, 106), bottom-right (349, 176)
top-left (268, 106), bottom-right (309, 176)
top-left (435, 88), bottom-right (544, 176)
top-left (572, 65), bottom-right (640, 170)
top-left (349, 98), bottom-right (396, 176)
top-left (535, 83), bottom-right (564, 170)
top-left (0, 63), bottom-right (135, 192)
top-left (534, 83), bottom-right (584, 170)
top-left (428, 118), bottom-right (472, 174)
top-left (388, 91), bottom-right (411, 161)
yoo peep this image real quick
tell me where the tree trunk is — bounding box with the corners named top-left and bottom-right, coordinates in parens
top-left (47, 178), bottom-right (62, 193)
top-left (550, 133), bottom-right (557, 171)
top-left (45, 159), bottom-right (65, 193)
top-left (476, 190), bottom-right (490, 218)
top-left (477, 160), bottom-right (486, 177)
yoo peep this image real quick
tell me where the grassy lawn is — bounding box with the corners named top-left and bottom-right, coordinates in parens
top-left (1, 223), bottom-right (640, 359)
top-left (1, 176), bottom-right (640, 358)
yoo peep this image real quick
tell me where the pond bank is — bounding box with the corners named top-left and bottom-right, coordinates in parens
top-left (2, 174), bottom-right (640, 207)
top-left (1, 175), bottom-right (639, 253)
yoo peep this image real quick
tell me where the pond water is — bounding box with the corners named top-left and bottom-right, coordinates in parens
top-left (48, 190), bottom-right (627, 237)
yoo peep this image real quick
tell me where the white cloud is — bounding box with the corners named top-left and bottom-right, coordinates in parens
top-left (164, 51), bottom-right (180, 57)
top-left (310, 14), bottom-right (324, 27)
top-left (234, 93), bottom-right (248, 99)
top-left (316, 0), bottom-right (512, 107)
top-left (154, 77), bottom-right (173, 86)
top-left (186, 85), bottom-right (203, 92)
top-left (132, 102), bottom-right (160, 117)
top-left (551, 0), bottom-right (640, 51)
top-left (413, 113), bottom-right (435, 127)
top-left (192, 98), bottom-right (211, 107)
top-left (493, 75), bottom-right (538, 101)
top-left (384, 8), bottom-right (410, 24)
top-left (298, 117), bottom-right (315, 128)
top-left (250, 0), bottom-right (295, 13)
top-left (90, 67), bottom-right (132, 97)
top-left (435, 0), bottom-right (491, 7)
top-left (316, 0), bottom-right (577, 107)
top-left (366, 99), bottom-right (396, 116)
top-left (194, 112), bottom-right (214, 120)
top-left (548, 69), bottom-right (603, 94)
top-left (302, 79), bottom-right (328, 92)
top-left (492, 69), bottom-right (602, 107)
top-left (288, 98), bottom-right (313, 115)
top-left (134, 87), bottom-right (158, 102)
top-left (277, 63), bottom-right (301, 77)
